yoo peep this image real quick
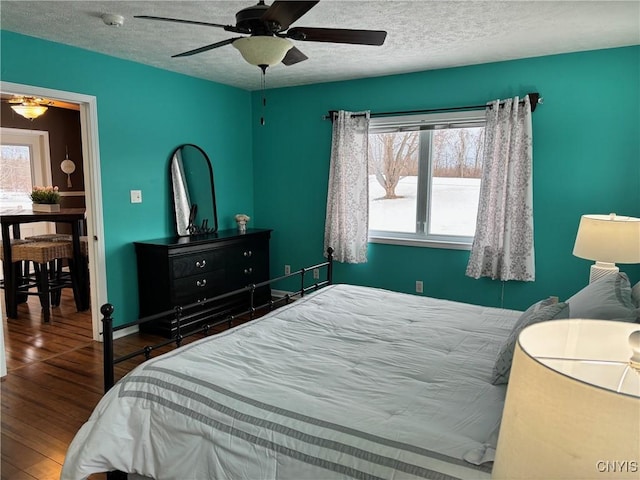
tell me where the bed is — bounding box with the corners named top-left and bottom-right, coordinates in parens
top-left (62, 261), bottom-right (529, 480)
top-left (62, 259), bottom-right (640, 480)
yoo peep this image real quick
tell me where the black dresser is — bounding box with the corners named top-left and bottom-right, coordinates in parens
top-left (134, 228), bottom-right (271, 338)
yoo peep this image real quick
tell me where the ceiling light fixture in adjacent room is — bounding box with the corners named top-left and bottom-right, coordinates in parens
top-left (8, 96), bottom-right (51, 120)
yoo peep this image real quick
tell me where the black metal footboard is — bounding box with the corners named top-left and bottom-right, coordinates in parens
top-left (101, 247), bottom-right (333, 393)
top-left (99, 250), bottom-right (333, 480)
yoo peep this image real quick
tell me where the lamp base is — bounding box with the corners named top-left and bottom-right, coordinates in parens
top-left (589, 261), bottom-right (619, 284)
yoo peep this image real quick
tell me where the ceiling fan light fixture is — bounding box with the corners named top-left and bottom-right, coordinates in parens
top-left (232, 36), bottom-right (293, 67)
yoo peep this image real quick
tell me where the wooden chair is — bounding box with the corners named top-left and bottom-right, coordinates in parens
top-left (0, 239), bottom-right (36, 295)
top-left (25, 233), bottom-right (88, 255)
top-left (24, 233), bottom-right (72, 242)
top-left (24, 233), bottom-right (90, 305)
top-left (0, 241), bottom-right (75, 323)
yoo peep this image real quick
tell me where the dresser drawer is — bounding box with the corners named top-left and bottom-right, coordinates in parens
top-left (227, 239), bottom-right (268, 265)
top-left (171, 250), bottom-right (223, 279)
top-left (172, 269), bottom-right (226, 304)
top-left (226, 241), bottom-right (269, 288)
top-left (135, 229), bottom-right (271, 338)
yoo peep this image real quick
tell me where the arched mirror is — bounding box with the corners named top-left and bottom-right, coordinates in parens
top-left (170, 144), bottom-right (218, 236)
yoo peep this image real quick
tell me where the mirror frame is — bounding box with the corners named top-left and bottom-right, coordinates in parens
top-left (169, 143), bottom-right (219, 236)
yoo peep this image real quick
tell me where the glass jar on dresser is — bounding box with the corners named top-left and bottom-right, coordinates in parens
top-left (134, 228), bottom-right (271, 338)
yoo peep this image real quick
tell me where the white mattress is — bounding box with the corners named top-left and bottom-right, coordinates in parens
top-left (62, 284), bottom-right (520, 480)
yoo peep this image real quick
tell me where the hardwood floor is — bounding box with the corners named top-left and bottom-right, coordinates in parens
top-left (1, 293), bottom-right (187, 479)
top-left (1, 290), bottom-right (101, 480)
top-left (1, 289), bottom-right (257, 480)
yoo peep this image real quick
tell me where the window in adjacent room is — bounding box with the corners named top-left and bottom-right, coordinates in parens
top-left (368, 110), bottom-right (486, 249)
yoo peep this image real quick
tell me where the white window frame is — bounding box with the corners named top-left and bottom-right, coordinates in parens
top-left (1, 127), bottom-right (53, 188)
top-left (367, 110), bottom-right (486, 250)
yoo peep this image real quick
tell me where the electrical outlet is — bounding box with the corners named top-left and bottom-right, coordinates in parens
top-left (313, 268), bottom-right (320, 279)
top-left (285, 264), bottom-right (291, 275)
top-left (415, 280), bottom-right (423, 293)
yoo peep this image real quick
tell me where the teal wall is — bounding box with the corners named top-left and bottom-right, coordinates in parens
top-left (2, 29), bottom-right (638, 319)
top-left (252, 46), bottom-right (640, 310)
top-left (1, 31), bottom-right (253, 323)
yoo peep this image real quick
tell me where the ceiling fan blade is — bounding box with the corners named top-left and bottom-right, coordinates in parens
top-left (287, 27), bottom-right (387, 46)
top-left (261, 1), bottom-right (319, 31)
top-left (282, 46), bottom-right (308, 66)
top-left (134, 15), bottom-right (232, 29)
top-left (172, 37), bottom-right (243, 58)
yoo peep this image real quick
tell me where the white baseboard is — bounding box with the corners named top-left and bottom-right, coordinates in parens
top-left (112, 324), bottom-right (139, 340)
top-left (272, 289), bottom-right (303, 300)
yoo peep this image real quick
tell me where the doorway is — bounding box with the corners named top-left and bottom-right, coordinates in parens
top-left (1, 81), bottom-right (107, 341)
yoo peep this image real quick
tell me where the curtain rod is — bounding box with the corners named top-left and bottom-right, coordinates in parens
top-left (323, 92), bottom-right (542, 121)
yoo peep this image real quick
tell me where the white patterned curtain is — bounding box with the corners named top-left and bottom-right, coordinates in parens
top-left (466, 96), bottom-right (535, 281)
top-left (324, 110), bottom-right (371, 263)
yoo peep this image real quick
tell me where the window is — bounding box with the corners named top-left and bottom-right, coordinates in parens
top-left (0, 144), bottom-right (32, 209)
top-left (0, 129), bottom-right (56, 243)
top-left (368, 111), bottom-right (485, 249)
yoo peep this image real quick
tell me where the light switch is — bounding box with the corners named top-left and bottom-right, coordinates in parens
top-left (130, 190), bottom-right (142, 203)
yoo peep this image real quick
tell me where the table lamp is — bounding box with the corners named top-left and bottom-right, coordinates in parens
top-left (493, 319), bottom-right (640, 479)
top-left (573, 213), bottom-right (640, 283)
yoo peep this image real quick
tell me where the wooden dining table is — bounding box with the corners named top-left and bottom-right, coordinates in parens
top-left (0, 207), bottom-right (89, 319)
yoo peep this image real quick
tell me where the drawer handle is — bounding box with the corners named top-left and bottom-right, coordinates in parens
top-left (195, 259), bottom-right (206, 268)
top-left (244, 267), bottom-right (253, 275)
top-left (196, 279), bottom-right (207, 287)
top-left (197, 298), bottom-right (207, 303)
top-left (243, 250), bottom-right (253, 257)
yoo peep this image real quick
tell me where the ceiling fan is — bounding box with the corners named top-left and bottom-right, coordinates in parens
top-left (135, 0), bottom-right (387, 69)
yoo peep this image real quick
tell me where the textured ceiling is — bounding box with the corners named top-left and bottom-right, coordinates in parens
top-left (2, 1), bottom-right (639, 91)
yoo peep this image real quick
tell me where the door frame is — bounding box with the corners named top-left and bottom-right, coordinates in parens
top-left (1, 81), bottom-right (107, 342)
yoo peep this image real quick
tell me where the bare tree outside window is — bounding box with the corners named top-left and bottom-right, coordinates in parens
top-left (432, 128), bottom-right (484, 178)
top-left (369, 131), bottom-right (419, 199)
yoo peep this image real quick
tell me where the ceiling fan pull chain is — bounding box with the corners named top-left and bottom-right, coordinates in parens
top-left (260, 64), bottom-right (267, 126)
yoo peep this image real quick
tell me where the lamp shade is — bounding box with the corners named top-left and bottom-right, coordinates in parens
top-left (573, 213), bottom-right (640, 264)
top-left (232, 36), bottom-right (293, 67)
top-left (493, 319), bottom-right (640, 479)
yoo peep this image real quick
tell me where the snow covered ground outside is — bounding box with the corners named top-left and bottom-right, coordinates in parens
top-left (0, 191), bottom-right (31, 209)
top-left (369, 176), bottom-right (480, 236)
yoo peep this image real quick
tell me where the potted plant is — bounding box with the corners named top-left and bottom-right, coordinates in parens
top-left (30, 186), bottom-right (61, 212)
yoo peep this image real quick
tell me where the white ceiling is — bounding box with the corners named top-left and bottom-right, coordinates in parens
top-left (2, 1), bottom-right (639, 91)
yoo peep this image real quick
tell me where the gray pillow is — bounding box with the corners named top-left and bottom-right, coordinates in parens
top-left (566, 273), bottom-right (637, 322)
top-left (632, 281), bottom-right (640, 308)
top-left (519, 295), bottom-right (558, 316)
top-left (491, 301), bottom-right (569, 385)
